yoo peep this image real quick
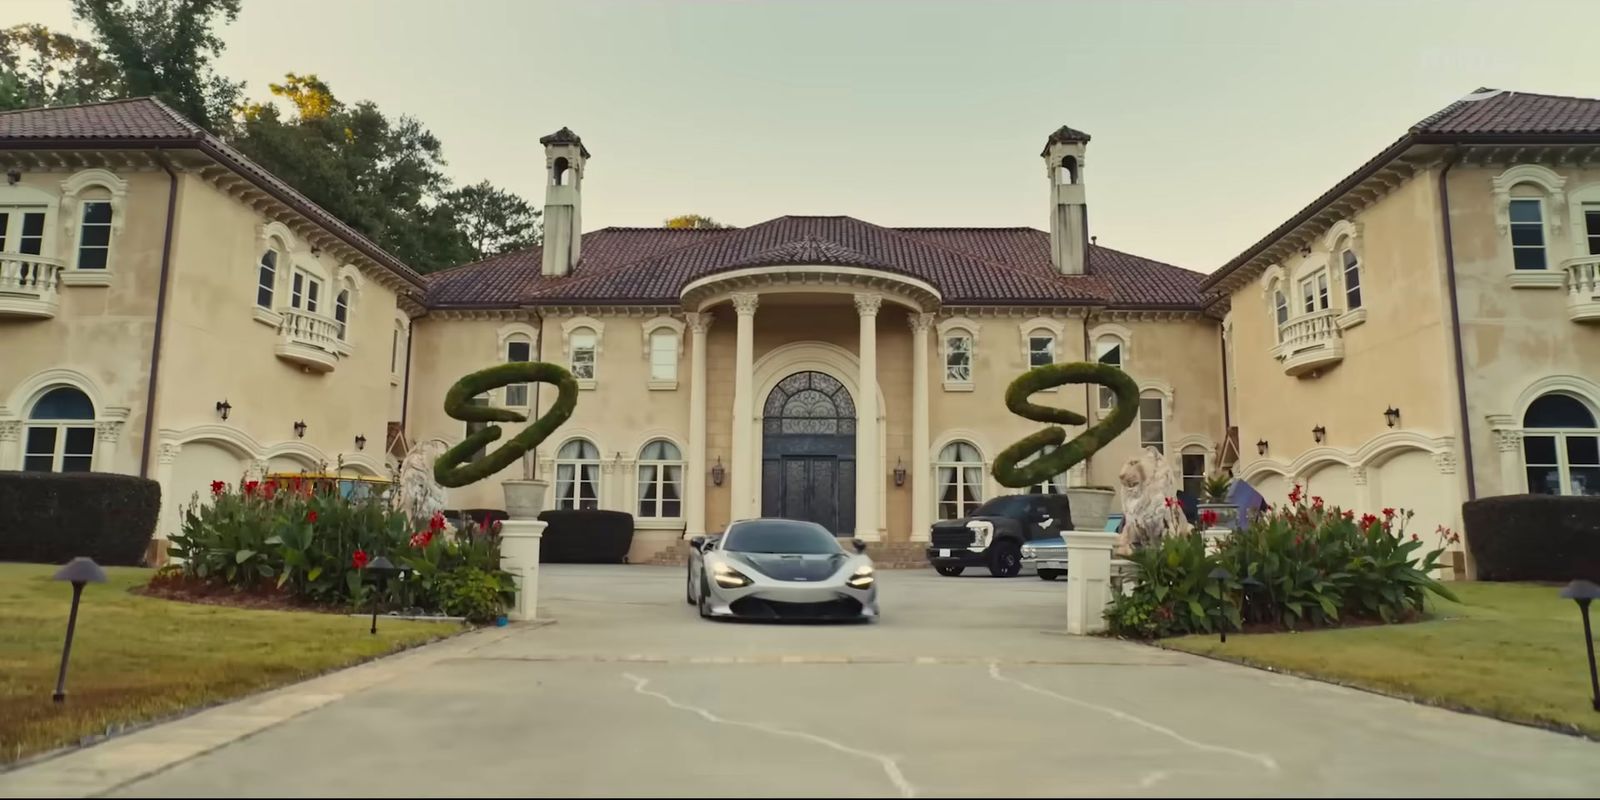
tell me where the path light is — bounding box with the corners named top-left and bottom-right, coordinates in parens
top-left (1208, 567), bottom-right (1232, 644)
top-left (364, 556), bottom-right (409, 635)
top-left (1384, 406), bottom-right (1401, 428)
top-left (51, 557), bottom-right (108, 703)
top-left (1312, 425), bottom-right (1326, 444)
top-left (710, 456), bottom-right (725, 487)
top-left (1256, 439), bottom-right (1269, 456)
top-left (1559, 579), bottom-right (1600, 712)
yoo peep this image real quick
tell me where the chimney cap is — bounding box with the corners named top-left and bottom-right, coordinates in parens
top-left (1040, 124), bottom-right (1092, 156)
top-left (539, 127), bottom-right (591, 159)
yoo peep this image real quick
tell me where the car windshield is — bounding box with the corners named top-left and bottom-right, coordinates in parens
top-left (722, 520), bottom-right (841, 554)
top-left (973, 496), bottom-right (1031, 519)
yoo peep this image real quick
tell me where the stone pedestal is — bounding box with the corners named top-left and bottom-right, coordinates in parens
top-left (499, 519), bottom-right (547, 621)
top-left (1200, 527), bottom-right (1230, 554)
top-left (1064, 530), bottom-right (1119, 635)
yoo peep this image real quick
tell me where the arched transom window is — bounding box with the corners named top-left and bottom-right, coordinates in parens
top-left (1523, 393), bottom-right (1600, 496)
top-left (24, 386), bottom-right (95, 472)
top-left (555, 438), bottom-right (601, 510)
top-left (936, 441), bottom-right (984, 520)
top-left (637, 439), bottom-right (684, 519)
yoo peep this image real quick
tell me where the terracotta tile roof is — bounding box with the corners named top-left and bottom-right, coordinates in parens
top-left (0, 98), bottom-right (426, 289)
top-left (426, 216), bottom-right (1210, 310)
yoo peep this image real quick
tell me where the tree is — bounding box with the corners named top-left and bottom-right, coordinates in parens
top-left (0, 24), bottom-right (122, 111)
top-left (440, 181), bottom-right (542, 262)
top-left (664, 214), bottom-right (731, 230)
top-left (71, 0), bottom-right (244, 131)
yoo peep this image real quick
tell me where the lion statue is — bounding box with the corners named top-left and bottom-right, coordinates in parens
top-left (1116, 446), bottom-right (1190, 553)
top-left (397, 438), bottom-right (451, 529)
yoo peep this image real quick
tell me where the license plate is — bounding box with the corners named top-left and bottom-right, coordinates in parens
top-left (938, 549), bottom-right (951, 558)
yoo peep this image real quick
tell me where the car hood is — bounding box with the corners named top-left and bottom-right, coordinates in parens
top-left (726, 551), bottom-right (852, 582)
top-left (933, 516), bottom-right (1016, 530)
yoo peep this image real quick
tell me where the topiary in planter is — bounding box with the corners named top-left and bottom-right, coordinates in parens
top-left (1463, 494), bottom-right (1600, 581)
top-left (992, 362), bottom-right (1140, 489)
top-left (433, 362), bottom-right (580, 488)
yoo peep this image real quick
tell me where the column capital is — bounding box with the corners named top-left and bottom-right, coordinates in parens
top-left (0, 420), bottom-right (20, 442)
top-left (1494, 428), bottom-right (1524, 452)
top-left (731, 292), bottom-right (760, 317)
top-left (95, 420), bottom-right (124, 443)
top-left (853, 292), bottom-right (883, 317)
top-left (158, 442), bottom-right (183, 465)
top-left (685, 311), bottom-right (714, 334)
top-left (908, 312), bottom-right (935, 333)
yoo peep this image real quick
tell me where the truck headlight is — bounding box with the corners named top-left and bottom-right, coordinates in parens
top-left (847, 564), bottom-right (875, 589)
top-left (1021, 545), bottom-right (1037, 559)
top-left (713, 562), bottom-right (752, 588)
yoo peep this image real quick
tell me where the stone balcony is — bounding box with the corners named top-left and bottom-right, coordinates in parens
top-left (1273, 308), bottom-right (1345, 377)
top-left (1562, 256), bottom-right (1600, 323)
top-left (274, 308), bottom-right (342, 372)
top-left (0, 253), bottom-right (63, 319)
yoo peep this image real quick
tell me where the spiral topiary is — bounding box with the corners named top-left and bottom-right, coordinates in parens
top-left (433, 361), bottom-right (580, 488)
top-left (991, 362), bottom-right (1141, 489)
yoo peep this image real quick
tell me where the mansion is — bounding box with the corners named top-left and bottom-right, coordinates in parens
top-left (1, 89), bottom-right (1596, 571)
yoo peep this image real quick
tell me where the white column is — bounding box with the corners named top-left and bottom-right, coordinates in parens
top-left (909, 313), bottom-right (933, 542)
top-left (729, 293), bottom-right (759, 522)
top-left (499, 518), bottom-right (547, 621)
top-left (685, 312), bottom-right (711, 538)
top-left (1064, 530), bottom-right (1119, 635)
top-left (854, 293), bottom-right (882, 541)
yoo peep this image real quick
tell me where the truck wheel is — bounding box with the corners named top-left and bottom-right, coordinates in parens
top-left (988, 541), bottom-right (1022, 578)
top-left (935, 565), bottom-right (965, 577)
top-left (1038, 569), bottom-right (1063, 581)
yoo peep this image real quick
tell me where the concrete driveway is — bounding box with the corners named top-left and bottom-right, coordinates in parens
top-left (12, 565), bottom-right (1600, 797)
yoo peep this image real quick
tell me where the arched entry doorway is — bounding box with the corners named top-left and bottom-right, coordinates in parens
top-left (760, 370), bottom-right (856, 534)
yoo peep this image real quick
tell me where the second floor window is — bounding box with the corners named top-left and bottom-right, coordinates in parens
top-left (569, 330), bottom-right (596, 380)
top-left (76, 202), bottom-right (112, 269)
top-left (1139, 394), bottom-right (1165, 454)
top-left (257, 250), bottom-right (277, 308)
top-left (649, 331), bottom-right (677, 381)
top-left (1586, 205), bottom-right (1600, 256)
top-left (334, 290), bottom-right (350, 340)
top-left (1342, 249), bottom-right (1362, 309)
top-left (1299, 271), bottom-right (1329, 314)
top-left (1094, 335), bottom-right (1124, 411)
top-left (505, 336), bottom-right (531, 406)
top-left (945, 334), bottom-right (972, 382)
top-left (1509, 198), bottom-right (1546, 270)
top-left (1273, 289), bottom-right (1289, 328)
top-left (0, 207), bottom-right (46, 255)
top-left (1028, 334), bottom-right (1055, 368)
top-left (291, 270), bottom-right (321, 313)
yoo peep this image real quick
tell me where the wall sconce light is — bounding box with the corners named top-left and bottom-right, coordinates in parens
top-left (6, 168), bottom-right (20, 186)
top-left (1256, 439), bottom-right (1269, 456)
top-left (893, 458), bottom-right (907, 487)
top-left (293, 420), bottom-right (307, 438)
top-left (710, 456), bottom-right (725, 487)
top-left (1312, 425), bottom-right (1326, 444)
top-left (310, 245), bottom-right (322, 256)
top-left (1298, 244), bottom-right (1311, 256)
top-left (354, 434), bottom-right (367, 451)
top-left (215, 399), bottom-right (231, 420)
top-left (1384, 406), bottom-right (1401, 428)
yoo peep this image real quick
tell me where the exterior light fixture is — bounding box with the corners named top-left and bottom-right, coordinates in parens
top-left (6, 168), bottom-right (20, 185)
top-left (51, 557), bottom-right (108, 703)
top-left (293, 420), bottom-right (307, 438)
top-left (1208, 567), bottom-right (1232, 644)
top-left (710, 456), bottom-right (725, 487)
top-left (1384, 406), bottom-right (1401, 428)
top-left (364, 556), bottom-right (407, 634)
top-left (354, 434), bottom-right (367, 451)
top-left (1299, 244), bottom-right (1312, 256)
top-left (1312, 425), bottom-right (1326, 444)
top-left (1559, 580), bottom-right (1600, 712)
top-left (1256, 439), bottom-right (1269, 456)
top-left (893, 458), bottom-right (907, 487)
top-left (215, 399), bottom-right (231, 420)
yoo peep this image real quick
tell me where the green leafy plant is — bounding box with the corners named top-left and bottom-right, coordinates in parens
top-left (434, 361), bottom-right (580, 487)
top-left (1202, 471), bottom-right (1232, 504)
top-left (432, 567), bottom-right (513, 623)
top-left (992, 362), bottom-right (1140, 488)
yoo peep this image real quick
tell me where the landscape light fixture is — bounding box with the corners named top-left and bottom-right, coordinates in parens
top-left (1384, 406), bottom-right (1401, 428)
top-left (51, 557), bottom-right (107, 703)
top-left (293, 420), bottom-right (307, 438)
top-left (215, 399), bottom-right (231, 420)
top-left (893, 458), bottom-right (907, 487)
top-left (710, 456), bottom-right (725, 487)
top-left (1559, 580), bottom-right (1600, 712)
top-left (365, 556), bottom-right (409, 635)
top-left (1208, 567), bottom-right (1232, 644)
top-left (1312, 425), bottom-right (1326, 444)
top-left (1256, 439), bottom-right (1269, 456)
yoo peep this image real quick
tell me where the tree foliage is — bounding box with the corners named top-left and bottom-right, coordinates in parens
top-left (664, 213), bottom-right (732, 230)
top-left (442, 181), bottom-right (542, 262)
top-left (0, 24), bottom-right (121, 110)
top-left (71, 0), bottom-right (244, 131)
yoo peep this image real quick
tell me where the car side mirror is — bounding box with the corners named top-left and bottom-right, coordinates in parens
top-left (690, 536), bottom-right (707, 551)
top-left (852, 538), bottom-right (867, 554)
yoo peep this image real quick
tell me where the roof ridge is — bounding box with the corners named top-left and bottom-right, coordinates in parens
top-left (892, 225), bottom-right (1044, 232)
top-left (0, 95), bottom-right (167, 118)
top-left (142, 96), bottom-right (207, 136)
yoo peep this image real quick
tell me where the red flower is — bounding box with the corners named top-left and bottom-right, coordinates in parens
top-left (1359, 513), bottom-right (1378, 527)
top-left (1200, 509), bottom-right (1218, 528)
top-left (243, 480), bottom-right (258, 497)
top-left (1342, 509), bottom-right (1355, 520)
top-left (352, 550), bottom-right (368, 569)
top-left (1411, 533), bottom-right (1419, 542)
top-left (1311, 496), bottom-right (1325, 509)
top-left (210, 480), bottom-right (226, 496)
top-left (430, 511), bottom-right (447, 533)
top-left (410, 530), bottom-right (434, 549)
top-left (305, 509), bottom-right (318, 524)
top-left (1382, 508), bottom-right (1396, 519)
top-left (263, 481), bottom-right (278, 500)
top-left (1288, 484), bottom-right (1304, 505)
top-left (1163, 496), bottom-right (1176, 508)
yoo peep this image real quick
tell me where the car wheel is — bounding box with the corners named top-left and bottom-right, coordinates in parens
top-left (1038, 569), bottom-right (1063, 581)
top-left (988, 541), bottom-right (1022, 578)
top-left (935, 565), bottom-right (965, 577)
top-left (697, 576), bottom-right (713, 619)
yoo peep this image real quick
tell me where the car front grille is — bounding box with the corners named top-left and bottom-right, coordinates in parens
top-left (930, 528), bottom-right (975, 549)
top-left (729, 596), bottom-right (864, 620)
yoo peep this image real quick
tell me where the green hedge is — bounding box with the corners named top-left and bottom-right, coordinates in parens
top-left (1463, 494), bottom-right (1600, 581)
top-left (0, 471), bottom-right (160, 565)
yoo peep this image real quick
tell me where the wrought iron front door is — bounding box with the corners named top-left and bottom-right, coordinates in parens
top-left (760, 371), bottom-right (856, 535)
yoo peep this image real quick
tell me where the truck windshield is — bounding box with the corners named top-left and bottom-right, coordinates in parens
top-left (973, 496), bottom-right (1031, 519)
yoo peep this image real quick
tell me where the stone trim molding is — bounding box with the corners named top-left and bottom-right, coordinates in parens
top-left (641, 315), bottom-right (686, 357)
top-left (1492, 164), bottom-right (1567, 236)
top-left (1237, 430), bottom-right (1459, 483)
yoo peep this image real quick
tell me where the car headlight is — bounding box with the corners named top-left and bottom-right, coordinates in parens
top-left (1021, 545), bottom-right (1037, 559)
top-left (712, 562), bottom-right (753, 588)
top-left (846, 564), bottom-right (875, 589)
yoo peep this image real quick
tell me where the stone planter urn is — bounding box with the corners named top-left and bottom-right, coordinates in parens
top-left (1066, 487), bottom-right (1114, 530)
top-left (502, 479), bottom-right (548, 521)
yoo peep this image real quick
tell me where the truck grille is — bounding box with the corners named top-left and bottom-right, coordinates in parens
top-left (930, 527), bottom-right (975, 549)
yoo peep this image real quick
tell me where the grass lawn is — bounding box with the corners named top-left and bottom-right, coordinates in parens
top-left (0, 563), bottom-right (456, 766)
top-left (1164, 582), bottom-right (1600, 738)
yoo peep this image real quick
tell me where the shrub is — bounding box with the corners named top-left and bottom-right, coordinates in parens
top-left (1463, 495), bottom-right (1600, 581)
top-left (0, 471), bottom-right (160, 565)
top-left (1105, 485), bottom-right (1458, 638)
top-left (432, 567), bottom-right (513, 622)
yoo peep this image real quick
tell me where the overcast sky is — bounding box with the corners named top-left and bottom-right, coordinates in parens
top-left (7, 0), bottom-right (1596, 272)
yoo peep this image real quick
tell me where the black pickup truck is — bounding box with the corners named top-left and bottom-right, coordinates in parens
top-left (926, 494), bottom-right (1073, 577)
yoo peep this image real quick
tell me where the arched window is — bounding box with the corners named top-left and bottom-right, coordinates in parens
top-left (944, 331), bottom-right (972, 383)
top-left (1509, 196), bottom-right (1547, 270)
top-left (75, 190), bottom-right (114, 271)
top-left (1094, 334), bottom-right (1125, 411)
top-left (256, 250), bottom-right (278, 309)
top-left (555, 438), bottom-right (601, 510)
top-left (24, 387), bottom-right (95, 472)
top-left (1020, 444), bottom-right (1066, 495)
top-left (1273, 289), bottom-right (1289, 328)
top-left (1341, 248), bottom-right (1362, 310)
top-left (1523, 393), bottom-right (1600, 496)
top-left (334, 289), bottom-right (350, 340)
top-left (504, 333), bottom-right (532, 406)
top-left (936, 441), bottom-right (984, 520)
top-left (1139, 390), bottom-right (1166, 454)
top-left (1058, 156), bottom-right (1079, 185)
top-left (637, 440), bottom-right (684, 519)
top-left (1180, 445), bottom-right (1208, 499)
top-left (552, 157), bottom-right (570, 186)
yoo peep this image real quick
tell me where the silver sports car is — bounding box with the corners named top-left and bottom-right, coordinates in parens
top-left (686, 518), bottom-right (879, 621)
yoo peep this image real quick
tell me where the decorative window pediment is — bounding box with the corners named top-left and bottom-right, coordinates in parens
top-left (1493, 164), bottom-right (1567, 236)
